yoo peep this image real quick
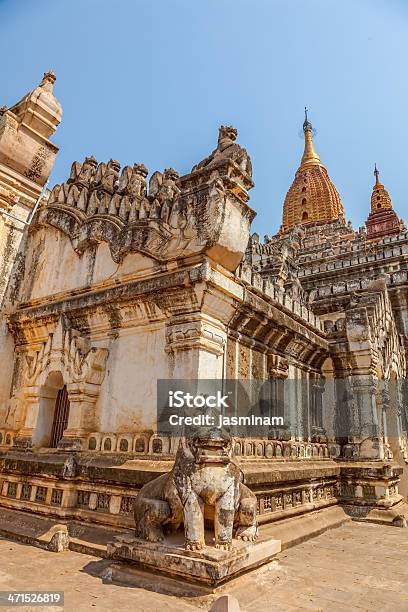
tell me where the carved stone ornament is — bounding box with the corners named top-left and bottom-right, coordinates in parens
top-left (36, 127), bottom-right (255, 271)
top-left (23, 317), bottom-right (108, 388)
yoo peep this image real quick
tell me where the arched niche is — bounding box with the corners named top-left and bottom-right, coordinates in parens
top-left (321, 357), bottom-right (334, 379)
top-left (32, 371), bottom-right (67, 448)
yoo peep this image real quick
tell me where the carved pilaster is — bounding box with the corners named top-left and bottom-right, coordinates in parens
top-left (165, 316), bottom-right (226, 381)
top-left (348, 376), bottom-right (384, 459)
top-left (267, 354), bottom-right (290, 440)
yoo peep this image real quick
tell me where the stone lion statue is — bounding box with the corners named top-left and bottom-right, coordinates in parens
top-left (191, 125), bottom-right (252, 178)
top-left (133, 429), bottom-right (258, 550)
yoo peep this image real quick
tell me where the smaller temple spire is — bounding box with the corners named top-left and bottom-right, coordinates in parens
top-left (371, 165), bottom-right (392, 213)
top-left (366, 166), bottom-right (400, 240)
top-left (301, 107), bottom-right (321, 167)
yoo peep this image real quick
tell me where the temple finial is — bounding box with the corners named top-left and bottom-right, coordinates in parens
top-left (303, 106), bottom-right (312, 132)
top-left (301, 108), bottom-right (320, 166)
top-left (374, 163), bottom-right (380, 185)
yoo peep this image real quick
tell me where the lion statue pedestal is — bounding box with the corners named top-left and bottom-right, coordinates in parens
top-left (107, 430), bottom-right (281, 586)
top-left (107, 530), bottom-right (281, 587)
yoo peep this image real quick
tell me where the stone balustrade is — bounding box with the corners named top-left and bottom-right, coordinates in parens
top-left (298, 234), bottom-right (408, 276)
top-left (236, 263), bottom-right (325, 332)
top-left (0, 427), bottom-right (336, 461)
top-left (80, 431), bottom-right (335, 461)
top-left (312, 270), bottom-right (408, 301)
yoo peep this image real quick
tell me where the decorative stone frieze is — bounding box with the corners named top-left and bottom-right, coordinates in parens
top-left (39, 126), bottom-right (255, 272)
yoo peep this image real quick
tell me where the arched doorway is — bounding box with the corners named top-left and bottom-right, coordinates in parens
top-left (50, 385), bottom-right (70, 448)
top-left (33, 372), bottom-right (70, 448)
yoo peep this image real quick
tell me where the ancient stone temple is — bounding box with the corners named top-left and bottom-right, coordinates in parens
top-left (0, 77), bottom-right (407, 583)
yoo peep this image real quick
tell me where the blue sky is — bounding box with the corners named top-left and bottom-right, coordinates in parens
top-left (1, 0), bottom-right (407, 235)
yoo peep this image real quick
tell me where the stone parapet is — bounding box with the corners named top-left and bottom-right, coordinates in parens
top-left (235, 262), bottom-right (325, 333)
top-left (41, 128), bottom-right (255, 273)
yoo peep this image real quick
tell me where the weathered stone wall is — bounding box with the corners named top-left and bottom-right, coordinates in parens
top-left (97, 324), bottom-right (167, 432)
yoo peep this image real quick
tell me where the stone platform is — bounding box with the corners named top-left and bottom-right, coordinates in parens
top-left (107, 531), bottom-right (281, 586)
top-left (2, 522), bottom-right (408, 610)
top-left (1, 450), bottom-right (404, 535)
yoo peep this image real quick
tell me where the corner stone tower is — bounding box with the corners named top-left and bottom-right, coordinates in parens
top-left (0, 71), bottom-right (62, 302)
top-left (281, 110), bottom-right (345, 233)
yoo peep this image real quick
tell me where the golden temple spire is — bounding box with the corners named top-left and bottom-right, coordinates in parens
top-left (281, 109), bottom-right (346, 232)
top-left (301, 107), bottom-right (321, 167)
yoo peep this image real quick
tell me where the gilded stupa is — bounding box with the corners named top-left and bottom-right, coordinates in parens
top-left (281, 109), bottom-right (345, 232)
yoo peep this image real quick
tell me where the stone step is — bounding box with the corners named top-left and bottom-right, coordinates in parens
top-left (0, 507), bottom-right (132, 556)
top-left (261, 505), bottom-right (351, 550)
